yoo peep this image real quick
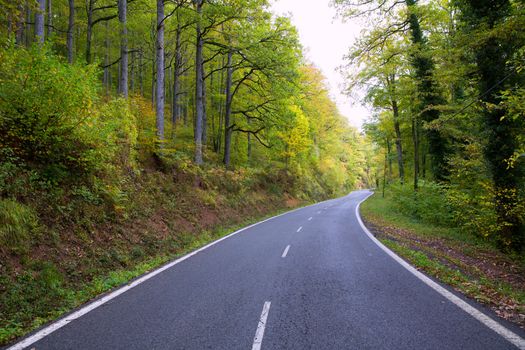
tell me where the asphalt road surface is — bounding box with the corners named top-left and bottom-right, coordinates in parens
top-left (8, 190), bottom-right (525, 350)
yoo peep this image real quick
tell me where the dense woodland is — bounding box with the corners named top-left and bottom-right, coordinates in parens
top-left (335, 0), bottom-right (525, 252)
top-left (0, 0), bottom-right (369, 176)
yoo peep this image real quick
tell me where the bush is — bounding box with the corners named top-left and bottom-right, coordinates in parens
top-left (0, 199), bottom-right (39, 252)
top-left (389, 182), bottom-right (454, 226)
top-left (0, 45), bottom-right (100, 183)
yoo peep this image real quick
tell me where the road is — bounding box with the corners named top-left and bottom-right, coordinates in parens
top-left (8, 190), bottom-right (525, 350)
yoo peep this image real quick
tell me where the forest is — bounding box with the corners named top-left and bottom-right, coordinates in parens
top-left (335, 0), bottom-right (525, 252)
top-left (0, 0), bottom-right (372, 344)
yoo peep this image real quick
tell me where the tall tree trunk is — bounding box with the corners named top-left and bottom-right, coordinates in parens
top-left (412, 115), bottom-right (419, 191)
top-left (247, 116), bottom-right (252, 161)
top-left (86, 0), bottom-right (93, 63)
top-left (46, 0), bottom-right (52, 37)
top-left (156, 0), bottom-right (165, 142)
top-left (25, 3), bottom-right (31, 46)
top-left (405, 0), bottom-right (447, 181)
top-left (67, 0), bottom-right (74, 63)
top-left (209, 63), bottom-right (216, 148)
top-left (382, 143), bottom-right (388, 198)
top-left (104, 21), bottom-right (110, 96)
top-left (35, 0), bottom-right (45, 44)
top-left (422, 151), bottom-right (426, 179)
top-left (172, 23), bottom-right (182, 124)
top-left (202, 65), bottom-right (207, 147)
top-left (386, 137), bottom-right (392, 180)
top-left (118, 0), bottom-right (128, 97)
top-left (223, 50), bottom-right (233, 167)
top-left (130, 50), bottom-right (135, 93)
top-left (214, 56), bottom-right (226, 153)
top-left (392, 99), bottom-right (404, 184)
top-left (151, 64), bottom-right (156, 105)
top-left (193, 0), bottom-right (204, 164)
top-left (15, 3), bottom-right (25, 45)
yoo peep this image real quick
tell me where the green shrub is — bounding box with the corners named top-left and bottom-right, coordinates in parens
top-left (389, 182), bottom-right (454, 226)
top-left (0, 199), bottom-right (38, 252)
top-left (95, 98), bottom-right (138, 171)
top-left (0, 45), bottom-right (99, 183)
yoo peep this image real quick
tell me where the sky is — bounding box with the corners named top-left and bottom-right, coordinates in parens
top-left (270, 0), bottom-right (371, 129)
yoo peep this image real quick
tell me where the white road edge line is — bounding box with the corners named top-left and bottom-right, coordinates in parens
top-left (356, 192), bottom-right (525, 350)
top-left (8, 199), bottom-right (336, 350)
top-left (297, 226), bottom-right (302, 232)
top-left (308, 217), bottom-right (313, 221)
top-left (252, 301), bottom-right (271, 350)
top-left (281, 245), bottom-right (291, 258)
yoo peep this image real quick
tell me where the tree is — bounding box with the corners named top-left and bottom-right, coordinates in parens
top-left (35, 0), bottom-right (46, 44)
top-left (118, 0), bottom-right (128, 97)
top-left (67, 0), bottom-right (75, 63)
top-left (193, 0), bottom-right (204, 164)
top-left (457, 0), bottom-right (525, 250)
top-left (156, 0), bottom-right (165, 142)
top-left (405, 0), bottom-right (448, 181)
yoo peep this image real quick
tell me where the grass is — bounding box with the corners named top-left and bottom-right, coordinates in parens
top-left (361, 191), bottom-right (525, 327)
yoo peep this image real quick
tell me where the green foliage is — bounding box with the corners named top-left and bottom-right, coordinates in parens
top-left (0, 45), bottom-right (99, 183)
top-left (0, 199), bottom-right (39, 252)
top-left (389, 182), bottom-right (454, 226)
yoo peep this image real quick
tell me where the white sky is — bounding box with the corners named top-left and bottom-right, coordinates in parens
top-left (270, 0), bottom-right (371, 129)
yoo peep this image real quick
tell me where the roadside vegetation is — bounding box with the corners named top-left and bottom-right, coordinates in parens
top-left (361, 185), bottom-right (525, 328)
top-left (335, 0), bottom-right (525, 252)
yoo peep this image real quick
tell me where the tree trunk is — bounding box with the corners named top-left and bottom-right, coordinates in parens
top-left (223, 50), bottom-right (233, 167)
top-left (382, 143), bottom-right (388, 198)
top-left (118, 0), bottom-right (128, 97)
top-left (104, 21), bottom-right (110, 96)
top-left (172, 23), bottom-right (182, 124)
top-left (156, 0), bottom-right (165, 142)
top-left (46, 0), bottom-right (52, 37)
top-left (151, 61), bottom-right (156, 105)
top-left (25, 3), bottom-right (31, 46)
top-left (67, 0), bottom-right (74, 63)
top-left (193, 0), bottom-right (204, 165)
top-left (102, 22), bottom-right (109, 96)
top-left (215, 57), bottom-right (225, 153)
top-left (130, 50), bottom-right (135, 92)
top-left (386, 137), bottom-right (392, 180)
top-left (202, 64), bottom-right (207, 147)
top-left (412, 115), bottom-right (419, 191)
top-left (86, 0), bottom-right (93, 63)
top-left (35, 0), bottom-right (45, 44)
top-left (392, 98), bottom-right (405, 184)
top-left (405, 0), bottom-right (447, 181)
top-left (247, 115), bottom-right (252, 161)
top-left (15, 3), bottom-right (25, 45)
top-left (422, 151), bottom-right (426, 179)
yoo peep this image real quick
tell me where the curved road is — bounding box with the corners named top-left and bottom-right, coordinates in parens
top-left (8, 190), bottom-right (525, 349)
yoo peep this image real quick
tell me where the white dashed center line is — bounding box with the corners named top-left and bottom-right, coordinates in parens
top-left (308, 217), bottom-right (312, 221)
top-left (281, 245), bottom-right (291, 258)
top-left (252, 301), bottom-right (271, 350)
top-left (297, 226), bottom-right (302, 232)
